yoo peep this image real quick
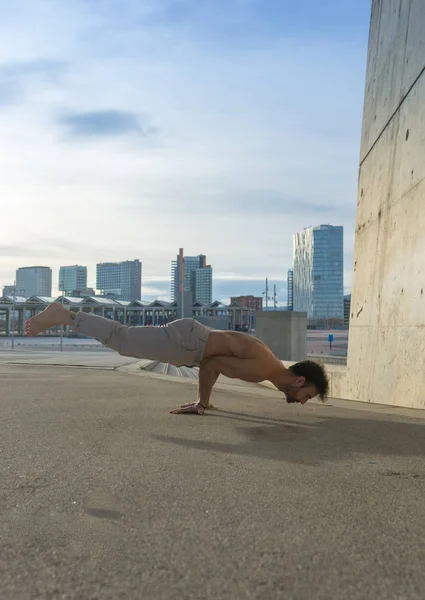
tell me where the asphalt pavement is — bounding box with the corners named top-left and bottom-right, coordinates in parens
top-left (1, 364), bottom-right (425, 599)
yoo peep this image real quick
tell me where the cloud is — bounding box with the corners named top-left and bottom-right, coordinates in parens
top-left (0, 59), bottom-right (66, 79)
top-left (0, 59), bottom-right (67, 106)
top-left (127, 189), bottom-right (357, 218)
top-left (0, 0), bottom-right (370, 299)
top-left (57, 110), bottom-right (155, 139)
top-left (0, 81), bottom-right (19, 106)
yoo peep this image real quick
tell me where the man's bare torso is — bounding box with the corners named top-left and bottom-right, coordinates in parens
top-left (204, 330), bottom-right (276, 362)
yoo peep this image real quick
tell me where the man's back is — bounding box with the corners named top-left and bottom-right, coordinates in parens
top-left (205, 329), bottom-right (277, 362)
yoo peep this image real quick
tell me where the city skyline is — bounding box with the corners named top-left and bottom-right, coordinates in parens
top-left (0, 1), bottom-right (370, 303)
top-left (3, 257), bottom-right (285, 306)
top-left (3, 223), bottom-right (347, 305)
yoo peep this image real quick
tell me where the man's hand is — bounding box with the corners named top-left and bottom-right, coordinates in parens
top-left (169, 402), bottom-right (205, 415)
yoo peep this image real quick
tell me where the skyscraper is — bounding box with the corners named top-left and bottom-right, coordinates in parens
top-left (96, 259), bottom-right (141, 301)
top-left (171, 248), bottom-right (213, 304)
top-left (59, 265), bottom-right (87, 295)
top-left (293, 225), bottom-right (343, 322)
top-left (16, 266), bottom-right (52, 297)
top-left (191, 267), bottom-right (213, 305)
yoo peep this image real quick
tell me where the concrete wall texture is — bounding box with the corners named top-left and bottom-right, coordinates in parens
top-left (195, 316), bottom-right (229, 330)
top-left (347, 0), bottom-right (425, 408)
top-left (255, 311), bottom-right (307, 361)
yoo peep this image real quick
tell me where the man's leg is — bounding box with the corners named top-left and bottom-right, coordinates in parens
top-left (25, 303), bottom-right (169, 360)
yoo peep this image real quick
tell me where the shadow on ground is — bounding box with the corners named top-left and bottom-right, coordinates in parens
top-left (154, 409), bottom-right (425, 468)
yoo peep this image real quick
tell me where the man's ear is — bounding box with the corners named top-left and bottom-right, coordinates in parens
top-left (295, 376), bottom-right (306, 388)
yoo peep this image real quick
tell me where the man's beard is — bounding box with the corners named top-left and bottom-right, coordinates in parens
top-left (285, 386), bottom-right (298, 403)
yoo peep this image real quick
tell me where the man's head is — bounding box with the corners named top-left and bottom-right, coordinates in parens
top-left (282, 360), bottom-right (329, 404)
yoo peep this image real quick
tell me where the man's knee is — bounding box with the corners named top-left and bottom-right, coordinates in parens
top-left (107, 321), bottom-right (129, 353)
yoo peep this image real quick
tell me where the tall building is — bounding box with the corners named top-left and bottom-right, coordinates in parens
top-left (59, 265), bottom-right (87, 295)
top-left (191, 267), bottom-right (213, 305)
top-left (171, 248), bottom-right (213, 304)
top-left (96, 259), bottom-right (141, 301)
top-left (16, 266), bottom-right (52, 297)
top-left (287, 270), bottom-right (294, 311)
top-left (230, 295), bottom-right (263, 311)
top-left (293, 225), bottom-right (343, 322)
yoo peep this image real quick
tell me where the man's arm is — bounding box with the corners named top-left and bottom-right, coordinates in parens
top-left (169, 353), bottom-right (275, 415)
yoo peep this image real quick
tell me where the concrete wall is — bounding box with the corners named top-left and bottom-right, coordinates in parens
top-left (347, 0), bottom-right (425, 408)
top-left (195, 316), bottom-right (229, 330)
top-left (255, 311), bottom-right (307, 361)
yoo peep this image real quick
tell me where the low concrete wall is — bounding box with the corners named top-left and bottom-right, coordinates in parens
top-left (256, 311), bottom-right (307, 361)
top-left (195, 316), bottom-right (229, 330)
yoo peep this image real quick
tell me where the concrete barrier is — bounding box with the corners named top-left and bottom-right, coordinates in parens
top-left (255, 311), bottom-right (307, 361)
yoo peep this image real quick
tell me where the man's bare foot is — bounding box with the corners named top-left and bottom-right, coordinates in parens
top-left (25, 303), bottom-right (73, 336)
top-left (169, 402), bottom-right (205, 415)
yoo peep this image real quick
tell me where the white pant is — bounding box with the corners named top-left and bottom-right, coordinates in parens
top-left (72, 313), bottom-right (211, 366)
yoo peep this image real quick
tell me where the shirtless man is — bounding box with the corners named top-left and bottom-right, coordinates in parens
top-left (25, 303), bottom-right (329, 414)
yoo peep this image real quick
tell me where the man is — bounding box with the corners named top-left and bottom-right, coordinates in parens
top-left (25, 303), bottom-right (329, 414)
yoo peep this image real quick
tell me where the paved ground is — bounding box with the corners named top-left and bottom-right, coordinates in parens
top-left (0, 348), bottom-right (140, 369)
top-left (2, 364), bottom-right (425, 600)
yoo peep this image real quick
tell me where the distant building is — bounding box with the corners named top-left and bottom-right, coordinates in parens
top-left (287, 270), bottom-right (294, 311)
top-left (293, 224), bottom-right (344, 324)
top-left (66, 288), bottom-right (96, 298)
top-left (16, 266), bottom-right (52, 297)
top-left (230, 295), bottom-right (263, 311)
top-left (344, 294), bottom-right (351, 328)
top-left (171, 248), bottom-right (213, 304)
top-left (191, 267), bottom-right (213, 305)
top-left (2, 285), bottom-right (22, 297)
top-left (96, 259), bottom-right (141, 301)
top-left (59, 265), bottom-right (87, 295)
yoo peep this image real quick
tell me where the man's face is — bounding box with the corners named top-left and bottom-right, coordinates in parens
top-left (285, 383), bottom-right (319, 405)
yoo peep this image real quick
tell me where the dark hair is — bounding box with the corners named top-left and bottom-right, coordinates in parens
top-left (289, 360), bottom-right (329, 401)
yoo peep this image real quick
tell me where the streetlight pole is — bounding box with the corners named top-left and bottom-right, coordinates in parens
top-left (180, 257), bottom-right (185, 319)
top-left (266, 277), bottom-right (268, 310)
top-left (263, 277), bottom-right (270, 311)
top-left (11, 280), bottom-right (16, 350)
top-left (60, 290), bottom-right (64, 352)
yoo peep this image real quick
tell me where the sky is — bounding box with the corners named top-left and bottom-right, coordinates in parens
top-left (0, 0), bottom-right (371, 304)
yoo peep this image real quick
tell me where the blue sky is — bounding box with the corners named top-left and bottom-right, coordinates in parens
top-left (0, 0), bottom-right (371, 303)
